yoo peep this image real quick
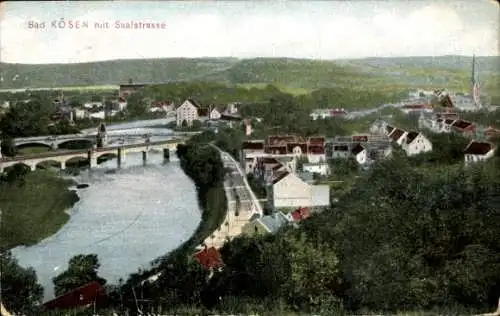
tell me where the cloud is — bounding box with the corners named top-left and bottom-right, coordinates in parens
top-left (0, 2), bottom-right (497, 64)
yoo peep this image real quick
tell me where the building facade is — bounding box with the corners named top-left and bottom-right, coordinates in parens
top-left (176, 99), bottom-right (200, 127)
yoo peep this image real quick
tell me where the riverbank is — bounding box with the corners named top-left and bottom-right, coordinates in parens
top-left (0, 171), bottom-right (80, 251)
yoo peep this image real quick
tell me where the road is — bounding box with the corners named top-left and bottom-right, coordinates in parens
top-left (202, 147), bottom-right (263, 249)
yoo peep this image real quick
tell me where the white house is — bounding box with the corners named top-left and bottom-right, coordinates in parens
top-left (402, 131), bottom-right (433, 156)
top-left (209, 107), bottom-right (222, 120)
top-left (464, 141), bottom-right (495, 165)
top-left (351, 143), bottom-right (367, 164)
top-left (73, 108), bottom-right (87, 119)
top-left (83, 101), bottom-right (103, 109)
top-left (388, 128), bottom-right (408, 145)
top-left (267, 171), bottom-right (330, 210)
top-left (176, 99), bottom-right (200, 127)
top-left (243, 119), bottom-right (252, 136)
top-left (89, 111), bottom-right (105, 120)
top-left (302, 162), bottom-right (330, 176)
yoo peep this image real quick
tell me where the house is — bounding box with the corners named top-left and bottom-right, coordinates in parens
top-left (365, 141), bottom-right (393, 161)
top-left (242, 211), bottom-right (290, 235)
top-left (83, 101), bottom-right (103, 109)
top-left (42, 281), bottom-right (106, 311)
top-left (400, 104), bottom-right (433, 115)
top-left (388, 128), bottom-right (407, 145)
top-left (243, 119), bottom-right (252, 136)
top-left (267, 172), bottom-right (330, 210)
top-left (209, 106), bottom-right (222, 120)
top-left (176, 99), bottom-right (200, 127)
top-left (225, 103), bottom-right (239, 115)
top-left (73, 108), bottom-right (87, 119)
top-left (464, 141), bottom-right (495, 165)
top-left (307, 136), bottom-right (326, 163)
top-left (451, 119), bottom-right (475, 136)
top-left (330, 144), bottom-right (350, 159)
top-left (302, 162), bottom-right (330, 176)
top-left (119, 83), bottom-right (146, 96)
top-left (193, 247), bottom-right (224, 271)
top-left (310, 108), bottom-right (347, 120)
top-left (484, 127), bottom-right (500, 140)
top-left (351, 143), bottom-right (367, 164)
top-left (401, 131), bottom-right (433, 156)
top-left (384, 124), bottom-right (395, 137)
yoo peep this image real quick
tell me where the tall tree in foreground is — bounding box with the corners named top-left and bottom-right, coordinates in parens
top-left (0, 251), bottom-right (43, 313)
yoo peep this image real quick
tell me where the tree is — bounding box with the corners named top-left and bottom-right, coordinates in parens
top-left (0, 136), bottom-right (17, 157)
top-left (53, 254), bottom-right (107, 297)
top-left (126, 93), bottom-right (148, 118)
top-left (0, 99), bottom-right (53, 137)
top-left (0, 251), bottom-right (44, 314)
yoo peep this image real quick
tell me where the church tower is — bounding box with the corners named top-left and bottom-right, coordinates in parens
top-left (471, 54), bottom-right (481, 107)
top-left (96, 122), bottom-right (108, 148)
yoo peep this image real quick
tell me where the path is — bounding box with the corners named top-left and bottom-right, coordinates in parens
top-left (201, 147), bottom-right (263, 249)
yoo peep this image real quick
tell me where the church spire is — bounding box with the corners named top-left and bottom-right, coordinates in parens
top-left (471, 53), bottom-right (481, 107)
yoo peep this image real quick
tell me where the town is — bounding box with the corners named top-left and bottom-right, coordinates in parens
top-left (1, 0), bottom-right (500, 314)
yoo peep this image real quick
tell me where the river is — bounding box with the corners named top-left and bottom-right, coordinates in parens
top-left (11, 119), bottom-right (202, 302)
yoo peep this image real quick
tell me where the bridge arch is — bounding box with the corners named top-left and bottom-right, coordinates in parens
top-left (58, 139), bottom-right (94, 150)
top-left (64, 154), bottom-right (90, 168)
top-left (35, 159), bottom-right (62, 170)
top-left (95, 152), bottom-right (117, 164)
top-left (15, 142), bottom-right (52, 150)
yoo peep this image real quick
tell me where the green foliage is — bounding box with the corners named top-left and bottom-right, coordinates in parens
top-left (328, 157), bottom-right (359, 177)
top-left (0, 135), bottom-right (17, 157)
top-left (206, 229), bottom-right (343, 314)
top-left (0, 98), bottom-right (54, 137)
top-left (176, 142), bottom-right (224, 187)
top-left (0, 251), bottom-right (44, 314)
top-left (53, 254), bottom-right (107, 297)
top-left (408, 132), bottom-right (470, 166)
top-left (246, 174), bottom-right (266, 199)
top-left (125, 92), bottom-right (149, 117)
top-left (313, 156), bottom-right (500, 312)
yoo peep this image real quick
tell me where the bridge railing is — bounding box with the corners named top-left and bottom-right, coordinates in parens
top-left (2, 139), bottom-right (185, 162)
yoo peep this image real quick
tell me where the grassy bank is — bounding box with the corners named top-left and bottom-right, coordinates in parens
top-left (0, 170), bottom-right (79, 250)
top-left (173, 183), bottom-right (227, 253)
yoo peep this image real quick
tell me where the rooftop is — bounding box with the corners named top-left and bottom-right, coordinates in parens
top-left (464, 141), bottom-right (494, 155)
top-left (310, 185), bottom-right (330, 207)
top-left (259, 212), bottom-right (290, 233)
top-left (389, 129), bottom-right (405, 141)
top-left (405, 131), bottom-right (419, 144)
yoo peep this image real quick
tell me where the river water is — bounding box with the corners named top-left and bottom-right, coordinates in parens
top-left (11, 120), bottom-right (202, 302)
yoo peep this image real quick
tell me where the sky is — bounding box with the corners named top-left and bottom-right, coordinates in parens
top-left (0, 0), bottom-right (498, 64)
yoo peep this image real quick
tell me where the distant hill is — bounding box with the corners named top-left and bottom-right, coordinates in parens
top-left (0, 56), bottom-right (498, 92)
top-left (0, 58), bottom-right (239, 89)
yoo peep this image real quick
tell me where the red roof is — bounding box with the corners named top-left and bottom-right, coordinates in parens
top-left (464, 141), bottom-right (494, 155)
top-left (193, 247), bottom-right (224, 270)
top-left (43, 281), bottom-right (106, 310)
top-left (452, 120), bottom-right (474, 130)
top-left (268, 135), bottom-right (297, 146)
top-left (308, 136), bottom-right (325, 146)
top-left (389, 129), bottom-right (405, 141)
top-left (308, 145), bottom-right (325, 154)
top-left (291, 207), bottom-right (311, 221)
top-left (242, 141), bottom-right (265, 150)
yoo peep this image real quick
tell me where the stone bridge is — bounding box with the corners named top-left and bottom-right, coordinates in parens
top-left (0, 139), bottom-right (186, 173)
top-left (13, 131), bottom-right (201, 149)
